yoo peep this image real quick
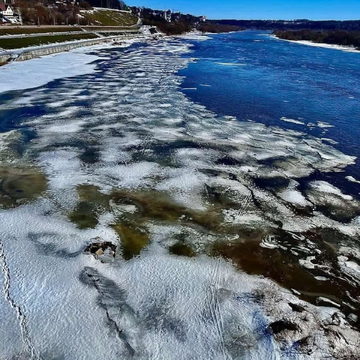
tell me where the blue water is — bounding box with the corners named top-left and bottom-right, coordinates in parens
top-left (180, 31), bottom-right (360, 196)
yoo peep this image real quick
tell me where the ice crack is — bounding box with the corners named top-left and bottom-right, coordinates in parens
top-left (80, 266), bottom-right (138, 357)
top-left (0, 238), bottom-right (39, 360)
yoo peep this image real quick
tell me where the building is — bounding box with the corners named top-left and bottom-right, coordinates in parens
top-left (2, 5), bottom-right (14, 17)
top-left (163, 9), bottom-right (172, 22)
top-left (0, 3), bottom-right (22, 24)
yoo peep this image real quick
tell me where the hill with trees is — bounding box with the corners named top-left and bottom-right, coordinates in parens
top-left (86, 0), bottom-right (127, 10)
top-left (3, 1), bottom-right (360, 37)
top-left (274, 29), bottom-right (360, 50)
top-left (2, 0), bottom-right (132, 25)
top-left (130, 6), bottom-right (242, 35)
top-left (207, 19), bottom-right (360, 31)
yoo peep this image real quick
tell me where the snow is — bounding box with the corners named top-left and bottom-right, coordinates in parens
top-left (216, 62), bottom-right (247, 66)
top-left (346, 175), bottom-right (360, 184)
top-left (316, 121), bottom-right (334, 129)
top-left (0, 37), bottom-right (143, 94)
top-left (0, 51), bottom-right (99, 93)
top-left (273, 35), bottom-right (360, 53)
top-left (100, 162), bottom-right (161, 189)
top-left (176, 32), bottom-right (211, 41)
top-left (1, 201), bottom-right (358, 359)
top-left (291, 40), bottom-right (359, 53)
top-left (345, 260), bottom-right (360, 274)
top-left (280, 116), bottom-right (305, 125)
top-left (278, 181), bottom-right (311, 207)
top-left (309, 181), bottom-right (353, 201)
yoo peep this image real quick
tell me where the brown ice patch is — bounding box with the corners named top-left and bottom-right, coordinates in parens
top-left (0, 166), bottom-right (47, 208)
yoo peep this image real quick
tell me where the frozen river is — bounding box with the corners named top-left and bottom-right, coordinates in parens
top-left (0, 34), bottom-right (359, 359)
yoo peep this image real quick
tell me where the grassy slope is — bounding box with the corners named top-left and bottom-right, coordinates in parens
top-left (0, 9), bottom-right (139, 50)
top-left (0, 27), bottom-right (80, 36)
top-left (81, 9), bottom-right (138, 26)
top-left (0, 33), bottom-right (98, 49)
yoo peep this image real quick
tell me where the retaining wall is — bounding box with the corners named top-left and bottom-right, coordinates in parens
top-left (0, 32), bottom-right (141, 64)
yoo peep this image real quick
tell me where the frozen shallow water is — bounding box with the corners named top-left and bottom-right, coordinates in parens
top-left (0, 37), bottom-right (359, 359)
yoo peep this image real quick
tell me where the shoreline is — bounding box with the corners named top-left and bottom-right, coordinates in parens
top-left (272, 34), bottom-right (360, 53)
top-left (0, 37), bottom-right (144, 93)
top-left (0, 31), bottom-right (209, 93)
top-left (0, 28), bottom-right (231, 67)
top-left (0, 32), bottom-right (209, 93)
top-left (0, 29), bottom-right (213, 75)
top-left (0, 31), bottom-right (142, 65)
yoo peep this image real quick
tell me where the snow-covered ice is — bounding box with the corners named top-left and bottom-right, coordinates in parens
top-left (0, 51), bottom-right (99, 93)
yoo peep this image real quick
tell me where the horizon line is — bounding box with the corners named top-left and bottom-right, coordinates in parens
top-left (129, 7), bottom-right (360, 21)
top-left (207, 17), bottom-right (360, 21)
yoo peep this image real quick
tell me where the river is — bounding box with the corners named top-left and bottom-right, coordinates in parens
top-left (0, 33), bottom-right (359, 359)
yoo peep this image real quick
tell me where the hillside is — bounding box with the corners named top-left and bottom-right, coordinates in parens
top-left (80, 8), bottom-right (137, 26)
top-left (207, 19), bottom-right (360, 31)
top-left (130, 6), bottom-right (242, 35)
top-left (2, 0), bottom-right (136, 26)
top-left (274, 29), bottom-right (360, 50)
top-left (85, 0), bottom-right (127, 10)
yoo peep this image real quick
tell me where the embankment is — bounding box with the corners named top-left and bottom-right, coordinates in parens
top-left (0, 31), bottom-right (141, 64)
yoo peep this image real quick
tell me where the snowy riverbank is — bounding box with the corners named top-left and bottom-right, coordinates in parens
top-left (272, 34), bottom-right (360, 53)
top-left (0, 38), bottom-right (142, 93)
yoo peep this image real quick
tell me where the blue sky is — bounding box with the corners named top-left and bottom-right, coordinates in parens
top-left (126, 0), bottom-right (360, 20)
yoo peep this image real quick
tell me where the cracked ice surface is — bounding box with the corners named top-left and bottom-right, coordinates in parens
top-left (0, 39), bottom-right (359, 359)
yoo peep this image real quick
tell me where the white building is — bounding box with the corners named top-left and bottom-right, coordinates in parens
top-left (163, 10), bottom-right (172, 22)
top-left (0, 5), bottom-right (21, 24)
top-left (2, 5), bottom-right (13, 16)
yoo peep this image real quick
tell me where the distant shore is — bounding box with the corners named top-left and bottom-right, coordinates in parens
top-left (272, 29), bottom-right (360, 53)
top-left (272, 34), bottom-right (360, 53)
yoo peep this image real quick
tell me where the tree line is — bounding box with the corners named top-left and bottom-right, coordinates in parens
top-left (2, 0), bottom-right (128, 25)
top-left (274, 30), bottom-right (360, 50)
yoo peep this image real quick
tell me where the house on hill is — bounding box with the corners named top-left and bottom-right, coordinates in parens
top-left (2, 5), bottom-right (13, 16)
top-left (0, 0), bottom-right (21, 24)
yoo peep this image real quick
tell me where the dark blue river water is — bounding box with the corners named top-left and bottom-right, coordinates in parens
top-left (180, 31), bottom-right (360, 195)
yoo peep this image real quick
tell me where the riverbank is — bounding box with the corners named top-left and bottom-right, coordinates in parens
top-left (0, 30), bottom-right (143, 65)
top-left (272, 33), bottom-right (360, 53)
top-left (0, 27), bottom-right (215, 66)
top-left (0, 36), bottom-right (143, 93)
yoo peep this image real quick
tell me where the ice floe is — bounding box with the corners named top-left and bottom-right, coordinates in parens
top-left (346, 175), bottom-right (360, 184)
top-left (277, 180), bottom-right (311, 207)
top-left (280, 116), bottom-right (305, 125)
top-left (0, 51), bottom-right (99, 93)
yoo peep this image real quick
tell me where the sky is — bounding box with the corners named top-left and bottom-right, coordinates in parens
top-left (126, 0), bottom-right (360, 20)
